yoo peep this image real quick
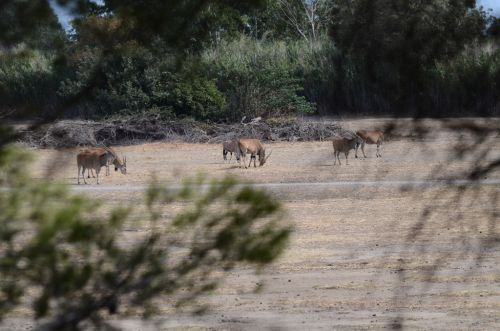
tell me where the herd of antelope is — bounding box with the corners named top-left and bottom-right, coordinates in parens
top-left (224, 130), bottom-right (383, 168)
top-left (76, 129), bottom-right (383, 184)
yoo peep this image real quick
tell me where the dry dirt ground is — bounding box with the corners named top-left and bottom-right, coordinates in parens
top-left (3, 118), bottom-right (500, 330)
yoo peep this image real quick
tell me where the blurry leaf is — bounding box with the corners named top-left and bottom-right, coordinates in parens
top-left (0, 146), bottom-right (291, 330)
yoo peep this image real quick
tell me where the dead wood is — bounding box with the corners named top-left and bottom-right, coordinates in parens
top-left (19, 117), bottom-right (343, 148)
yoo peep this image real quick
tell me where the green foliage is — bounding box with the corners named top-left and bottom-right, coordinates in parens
top-left (167, 74), bottom-right (227, 120)
top-left (0, 50), bottom-right (61, 117)
top-left (488, 18), bottom-right (500, 39)
top-left (203, 36), bottom-right (315, 121)
top-left (58, 36), bottom-right (316, 121)
top-left (58, 45), bottom-right (226, 119)
top-left (0, 0), bottom-right (271, 121)
top-left (2, 0), bottom-right (500, 121)
top-left (301, 37), bottom-right (500, 116)
top-left (330, 0), bottom-right (489, 114)
top-left (332, 0), bottom-right (486, 69)
top-left (70, 0), bottom-right (267, 51)
top-left (0, 145), bottom-right (291, 330)
top-left (0, 0), bottom-right (65, 49)
top-left (429, 43), bottom-right (500, 116)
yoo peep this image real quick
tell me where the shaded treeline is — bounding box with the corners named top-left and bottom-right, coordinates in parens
top-left (1, 0), bottom-right (499, 123)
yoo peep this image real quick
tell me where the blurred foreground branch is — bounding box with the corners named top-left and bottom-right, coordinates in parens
top-left (0, 147), bottom-right (291, 330)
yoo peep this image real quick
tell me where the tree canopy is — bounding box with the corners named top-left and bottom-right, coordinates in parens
top-left (0, 0), bottom-right (498, 120)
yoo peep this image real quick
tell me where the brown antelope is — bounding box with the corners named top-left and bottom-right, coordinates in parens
top-left (81, 147), bottom-right (114, 178)
top-left (222, 140), bottom-right (240, 163)
top-left (237, 139), bottom-right (272, 168)
top-left (77, 148), bottom-right (126, 184)
top-left (332, 135), bottom-right (362, 166)
top-left (355, 130), bottom-right (384, 158)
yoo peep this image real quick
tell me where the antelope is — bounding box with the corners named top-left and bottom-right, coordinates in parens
top-left (77, 148), bottom-right (126, 184)
top-left (332, 135), bottom-right (362, 166)
top-left (355, 130), bottom-right (384, 158)
top-left (237, 139), bottom-right (272, 168)
top-left (81, 147), bottom-right (114, 178)
top-left (222, 140), bottom-right (240, 163)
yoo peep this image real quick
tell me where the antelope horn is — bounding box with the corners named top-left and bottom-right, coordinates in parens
top-left (264, 150), bottom-right (272, 161)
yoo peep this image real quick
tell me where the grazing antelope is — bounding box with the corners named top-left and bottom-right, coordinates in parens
top-left (237, 139), bottom-right (272, 169)
top-left (355, 130), bottom-right (384, 158)
top-left (81, 147), bottom-right (114, 178)
top-left (105, 147), bottom-right (127, 175)
top-left (77, 148), bottom-right (126, 184)
top-left (332, 135), bottom-right (362, 166)
top-left (222, 140), bottom-right (240, 163)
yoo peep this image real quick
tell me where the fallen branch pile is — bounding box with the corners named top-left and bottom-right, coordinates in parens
top-left (20, 117), bottom-right (345, 148)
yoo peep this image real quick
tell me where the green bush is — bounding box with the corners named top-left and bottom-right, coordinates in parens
top-left (58, 38), bottom-right (319, 122)
top-left (3, 30), bottom-right (500, 121)
top-left (58, 46), bottom-right (226, 120)
top-left (0, 49), bottom-right (61, 118)
top-left (429, 43), bottom-right (500, 116)
top-left (165, 74), bottom-right (226, 120)
top-left (202, 37), bottom-right (315, 121)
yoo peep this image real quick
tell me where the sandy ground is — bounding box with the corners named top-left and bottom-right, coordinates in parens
top-left (3, 118), bottom-right (500, 330)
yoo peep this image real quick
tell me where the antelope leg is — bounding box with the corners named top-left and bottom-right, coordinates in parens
top-left (82, 166), bottom-right (87, 184)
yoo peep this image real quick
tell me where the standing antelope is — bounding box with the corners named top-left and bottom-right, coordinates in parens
top-left (77, 148), bottom-right (126, 184)
top-left (332, 135), bottom-right (362, 166)
top-left (81, 147), bottom-right (115, 178)
top-left (222, 140), bottom-right (240, 163)
top-left (355, 130), bottom-right (384, 158)
top-left (237, 139), bottom-right (272, 169)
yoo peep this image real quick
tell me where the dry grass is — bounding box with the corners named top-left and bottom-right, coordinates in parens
top-left (4, 118), bottom-right (500, 330)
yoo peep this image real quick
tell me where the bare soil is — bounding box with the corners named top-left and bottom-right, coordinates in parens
top-left (4, 118), bottom-right (500, 330)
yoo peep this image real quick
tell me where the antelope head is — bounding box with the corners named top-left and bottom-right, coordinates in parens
top-left (115, 155), bottom-right (127, 174)
top-left (259, 150), bottom-right (272, 166)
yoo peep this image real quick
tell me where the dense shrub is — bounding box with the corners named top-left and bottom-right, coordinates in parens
top-left (3, 24), bottom-right (500, 121)
top-left (202, 37), bottom-right (315, 121)
top-left (273, 37), bottom-right (500, 117)
top-left (428, 43), bottom-right (500, 116)
top-left (0, 49), bottom-right (61, 118)
top-left (61, 38), bottom-right (318, 121)
top-left (58, 46), bottom-right (226, 120)
top-left (329, 0), bottom-right (488, 115)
